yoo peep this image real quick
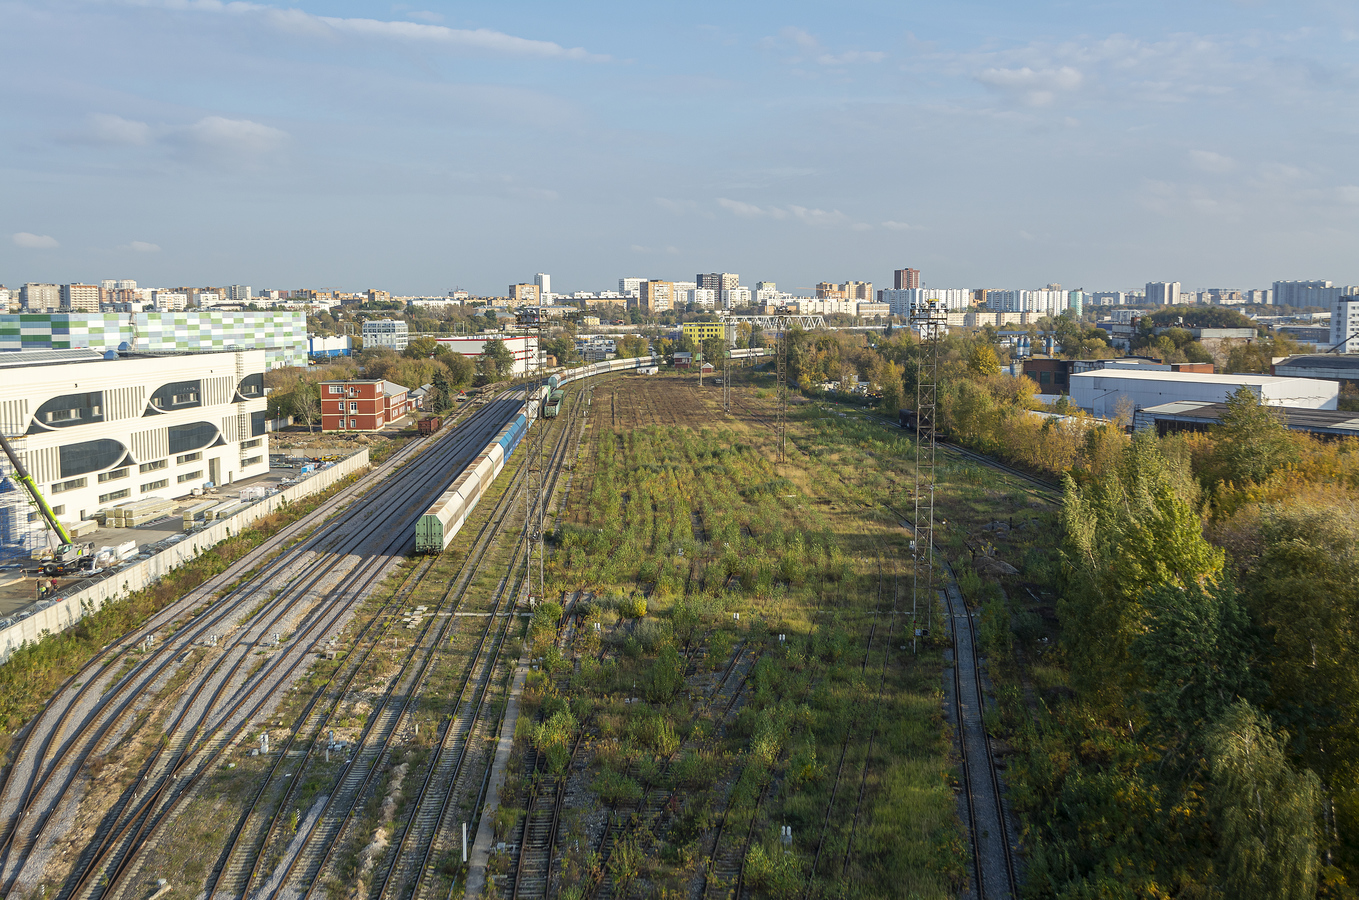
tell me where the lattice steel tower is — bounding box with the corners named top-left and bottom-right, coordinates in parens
top-left (910, 299), bottom-right (947, 639)
top-left (519, 308), bottom-right (548, 603)
top-left (775, 321), bottom-right (789, 461)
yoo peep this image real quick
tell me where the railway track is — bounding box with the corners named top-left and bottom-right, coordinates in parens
top-left (940, 552), bottom-right (1019, 900)
top-left (370, 381), bottom-right (595, 900)
top-left (0, 396), bottom-right (526, 900)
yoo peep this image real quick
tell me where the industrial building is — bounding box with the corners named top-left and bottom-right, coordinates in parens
top-left (1070, 369), bottom-right (1339, 418)
top-left (434, 335), bottom-right (539, 376)
top-left (308, 335), bottom-right (353, 358)
top-left (0, 348), bottom-right (270, 558)
top-left (319, 379), bottom-right (411, 431)
top-left (0, 311), bottom-right (306, 369)
top-left (1271, 355), bottom-right (1359, 389)
top-left (1136, 401), bottom-right (1359, 439)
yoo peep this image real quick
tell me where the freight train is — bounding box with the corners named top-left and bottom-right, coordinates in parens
top-left (413, 355), bottom-right (658, 553)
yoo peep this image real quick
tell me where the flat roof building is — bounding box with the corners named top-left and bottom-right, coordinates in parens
top-left (434, 335), bottom-right (539, 376)
top-left (361, 319), bottom-right (409, 352)
top-left (1071, 368), bottom-right (1339, 418)
top-left (1136, 400), bottom-right (1359, 439)
top-left (319, 379), bottom-right (410, 432)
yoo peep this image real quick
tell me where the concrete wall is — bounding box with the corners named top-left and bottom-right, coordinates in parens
top-left (0, 449), bottom-right (370, 663)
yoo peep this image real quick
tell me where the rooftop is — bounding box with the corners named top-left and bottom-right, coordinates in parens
top-left (1071, 369), bottom-right (1312, 386)
top-left (1275, 354), bottom-right (1359, 371)
top-left (1141, 400), bottom-right (1359, 436)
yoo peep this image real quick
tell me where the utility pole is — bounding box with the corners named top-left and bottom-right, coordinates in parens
top-left (776, 320), bottom-right (789, 462)
top-left (910, 299), bottom-right (946, 645)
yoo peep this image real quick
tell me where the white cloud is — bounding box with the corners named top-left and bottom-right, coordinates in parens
top-left (125, 241), bottom-right (161, 252)
top-left (121, 0), bottom-right (608, 61)
top-left (975, 65), bottom-right (1083, 106)
top-left (880, 220), bottom-right (923, 231)
top-left (767, 26), bottom-right (885, 66)
top-left (717, 198), bottom-right (772, 218)
top-left (1336, 185), bottom-right (1359, 204)
top-left (12, 232), bottom-right (59, 249)
top-left (1189, 150), bottom-right (1236, 174)
top-left (89, 113), bottom-right (152, 146)
top-left (175, 115), bottom-right (289, 162)
top-left (851, 222), bottom-right (873, 232)
top-left (717, 199), bottom-right (850, 227)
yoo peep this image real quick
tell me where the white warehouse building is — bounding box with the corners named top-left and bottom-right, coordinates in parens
top-left (434, 335), bottom-right (539, 376)
top-left (0, 349), bottom-right (270, 545)
top-left (1071, 369), bottom-right (1339, 418)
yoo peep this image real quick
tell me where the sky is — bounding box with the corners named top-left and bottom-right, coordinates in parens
top-left (3, 0), bottom-right (1359, 296)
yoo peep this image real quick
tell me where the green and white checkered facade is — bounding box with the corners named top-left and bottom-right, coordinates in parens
top-left (0, 312), bottom-right (306, 369)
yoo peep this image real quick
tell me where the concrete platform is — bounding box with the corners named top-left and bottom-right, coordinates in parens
top-left (0, 455), bottom-right (328, 619)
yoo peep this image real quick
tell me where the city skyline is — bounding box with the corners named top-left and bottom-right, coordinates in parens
top-left (4, 1), bottom-right (1359, 294)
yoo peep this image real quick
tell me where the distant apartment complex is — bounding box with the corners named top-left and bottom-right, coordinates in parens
top-left (1145, 282), bottom-right (1182, 306)
top-left (816, 281), bottom-right (873, 301)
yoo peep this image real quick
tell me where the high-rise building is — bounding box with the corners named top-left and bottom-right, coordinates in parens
top-left (1271, 281), bottom-right (1359, 308)
top-left (1067, 290), bottom-right (1084, 317)
top-left (698, 273), bottom-right (740, 296)
top-left (636, 280), bottom-right (673, 313)
top-left (227, 285), bottom-right (252, 301)
top-left (816, 281), bottom-right (873, 301)
top-left (61, 284), bottom-right (101, 312)
top-left (1145, 282), bottom-right (1182, 306)
top-left (1331, 295), bottom-right (1359, 352)
top-left (534, 273), bottom-right (551, 301)
top-left (722, 287), bottom-right (752, 308)
top-left (508, 283), bottom-right (540, 305)
top-left (20, 283), bottom-right (61, 312)
top-left (894, 268), bottom-right (921, 290)
top-left (619, 277), bottom-right (644, 297)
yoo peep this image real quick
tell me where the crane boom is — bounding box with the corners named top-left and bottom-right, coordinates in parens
top-left (0, 431), bottom-right (73, 546)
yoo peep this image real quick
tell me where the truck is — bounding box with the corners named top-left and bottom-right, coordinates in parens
top-left (0, 432), bottom-right (96, 576)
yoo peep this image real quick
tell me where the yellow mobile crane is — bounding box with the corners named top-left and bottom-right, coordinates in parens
top-left (0, 432), bottom-right (94, 577)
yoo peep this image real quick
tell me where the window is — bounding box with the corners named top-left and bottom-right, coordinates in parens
top-left (98, 467), bottom-right (129, 483)
top-left (139, 459), bottom-right (167, 473)
top-left (1040, 371), bottom-right (1051, 384)
top-left (52, 477), bottom-right (86, 494)
top-left (237, 372), bottom-right (264, 397)
top-left (60, 439), bottom-right (127, 478)
top-left (242, 438), bottom-right (262, 450)
top-left (51, 505), bottom-right (64, 516)
top-left (141, 479), bottom-right (168, 493)
top-left (30, 391), bottom-right (104, 432)
top-left (251, 410), bottom-right (267, 437)
top-left (167, 422), bottom-right (217, 454)
top-left (148, 380), bottom-right (202, 411)
top-left (349, 418), bottom-right (356, 429)
top-left (176, 451), bottom-right (202, 465)
top-left (99, 489), bottom-right (130, 504)
top-left (349, 402), bottom-right (357, 411)
top-left (177, 470), bottom-right (203, 484)
top-left (329, 385), bottom-right (343, 395)
top-left (242, 455), bottom-right (262, 467)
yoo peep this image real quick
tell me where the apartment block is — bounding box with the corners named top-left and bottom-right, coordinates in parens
top-left (61, 284), bottom-right (100, 313)
top-left (894, 268), bottom-right (921, 290)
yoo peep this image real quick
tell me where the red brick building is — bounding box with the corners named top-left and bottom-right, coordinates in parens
top-left (320, 379), bottom-right (411, 432)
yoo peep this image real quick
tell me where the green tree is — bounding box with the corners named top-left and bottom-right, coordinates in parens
top-left (1132, 580), bottom-right (1259, 755)
top-left (475, 339), bottom-right (515, 385)
top-left (1212, 386), bottom-right (1294, 485)
top-left (1207, 702), bottom-right (1321, 900)
top-left (403, 336), bottom-right (444, 359)
top-left (1061, 433), bottom-right (1225, 704)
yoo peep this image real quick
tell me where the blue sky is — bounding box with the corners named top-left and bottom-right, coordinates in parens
top-left (3, 0), bottom-right (1359, 295)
